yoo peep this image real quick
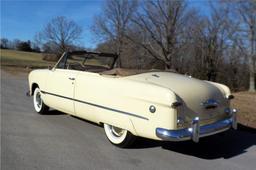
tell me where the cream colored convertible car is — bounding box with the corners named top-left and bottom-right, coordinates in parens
top-left (27, 51), bottom-right (237, 147)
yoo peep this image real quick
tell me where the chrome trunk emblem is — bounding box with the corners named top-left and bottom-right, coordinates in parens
top-left (201, 99), bottom-right (218, 109)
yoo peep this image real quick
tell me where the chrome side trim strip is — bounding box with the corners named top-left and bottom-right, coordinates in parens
top-left (41, 90), bottom-right (149, 120)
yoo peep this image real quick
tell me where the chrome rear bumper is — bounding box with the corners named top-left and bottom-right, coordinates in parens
top-left (156, 109), bottom-right (237, 143)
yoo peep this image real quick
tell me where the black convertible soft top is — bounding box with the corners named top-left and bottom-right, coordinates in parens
top-left (67, 50), bottom-right (118, 59)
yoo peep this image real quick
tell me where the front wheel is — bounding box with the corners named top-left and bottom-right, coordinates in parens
top-left (103, 124), bottom-right (136, 148)
top-left (33, 87), bottom-right (49, 114)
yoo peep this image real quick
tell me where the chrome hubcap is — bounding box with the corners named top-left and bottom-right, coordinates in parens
top-left (36, 92), bottom-right (42, 108)
top-left (111, 126), bottom-right (125, 137)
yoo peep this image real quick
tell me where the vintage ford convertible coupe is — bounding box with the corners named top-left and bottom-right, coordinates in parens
top-left (27, 51), bottom-right (237, 147)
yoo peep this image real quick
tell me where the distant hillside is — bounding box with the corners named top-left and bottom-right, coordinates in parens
top-left (0, 49), bottom-right (54, 68)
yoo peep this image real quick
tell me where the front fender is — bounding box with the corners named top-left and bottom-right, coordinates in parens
top-left (28, 69), bottom-right (50, 95)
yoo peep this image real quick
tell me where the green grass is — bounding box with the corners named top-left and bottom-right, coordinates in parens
top-left (0, 49), bottom-right (55, 68)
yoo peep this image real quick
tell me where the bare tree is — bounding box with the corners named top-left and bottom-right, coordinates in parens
top-left (232, 0), bottom-right (256, 92)
top-left (90, 0), bottom-right (252, 91)
top-left (0, 38), bottom-right (9, 49)
top-left (189, 2), bottom-right (234, 81)
top-left (128, 0), bottom-right (195, 69)
top-left (92, 0), bottom-right (138, 67)
top-left (37, 16), bottom-right (82, 55)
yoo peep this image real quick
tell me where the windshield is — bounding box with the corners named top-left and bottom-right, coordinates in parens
top-left (56, 51), bottom-right (117, 72)
top-left (81, 53), bottom-right (115, 69)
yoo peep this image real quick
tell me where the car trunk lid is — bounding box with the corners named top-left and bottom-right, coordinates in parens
top-left (127, 72), bottom-right (228, 124)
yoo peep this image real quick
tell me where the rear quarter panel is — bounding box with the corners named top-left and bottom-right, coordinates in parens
top-left (74, 72), bottom-right (178, 140)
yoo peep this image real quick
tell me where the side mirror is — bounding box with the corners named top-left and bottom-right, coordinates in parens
top-left (48, 66), bottom-right (53, 70)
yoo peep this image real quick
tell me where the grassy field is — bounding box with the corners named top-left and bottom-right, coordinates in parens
top-left (0, 49), bottom-right (55, 68)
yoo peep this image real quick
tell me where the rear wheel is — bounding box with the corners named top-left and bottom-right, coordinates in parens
top-left (33, 87), bottom-right (49, 114)
top-left (103, 124), bottom-right (136, 148)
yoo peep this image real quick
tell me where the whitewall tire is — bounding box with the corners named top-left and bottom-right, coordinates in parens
top-left (104, 124), bottom-right (136, 148)
top-left (33, 87), bottom-right (49, 114)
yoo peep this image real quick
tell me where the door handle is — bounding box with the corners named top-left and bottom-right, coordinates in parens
top-left (69, 77), bottom-right (75, 80)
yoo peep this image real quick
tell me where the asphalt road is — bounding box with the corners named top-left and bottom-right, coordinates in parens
top-left (1, 70), bottom-right (256, 170)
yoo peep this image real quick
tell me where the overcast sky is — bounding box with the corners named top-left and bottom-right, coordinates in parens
top-left (1, 0), bottom-right (209, 49)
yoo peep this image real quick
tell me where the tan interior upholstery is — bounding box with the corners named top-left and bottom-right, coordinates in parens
top-left (101, 68), bottom-right (149, 76)
top-left (101, 68), bottom-right (177, 77)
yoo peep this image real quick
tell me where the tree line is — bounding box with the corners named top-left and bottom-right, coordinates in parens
top-left (0, 16), bottom-right (84, 54)
top-left (93, 0), bottom-right (255, 92)
top-left (0, 0), bottom-right (255, 92)
top-left (0, 38), bottom-right (40, 52)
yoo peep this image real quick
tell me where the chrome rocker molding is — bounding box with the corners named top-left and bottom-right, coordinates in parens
top-left (156, 109), bottom-right (237, 143)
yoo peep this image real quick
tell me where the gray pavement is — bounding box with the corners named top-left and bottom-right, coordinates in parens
top-left (1, 70), bottom-right (256, 170)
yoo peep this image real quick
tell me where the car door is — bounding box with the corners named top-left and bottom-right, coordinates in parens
top-left (44, 68), bottom-right (77, 115)
top-left (43, 52), bottom-right (81, 115)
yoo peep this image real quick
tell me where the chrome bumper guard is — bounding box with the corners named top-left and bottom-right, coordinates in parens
top-left (156, 109), bottom-right (237, 143)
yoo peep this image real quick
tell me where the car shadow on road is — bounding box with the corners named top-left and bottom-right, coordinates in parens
top-left (40, 110), bottom-right (66, 115)
top-left (131, 124), bottom-right (256, 160)
top-left (41, 111), bottom-right (256, 160)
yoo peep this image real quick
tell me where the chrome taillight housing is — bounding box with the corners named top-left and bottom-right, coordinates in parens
top-left (171, 101), bottom-right (182, 108)
top-left (226, 94), bottom-right (234, 100)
